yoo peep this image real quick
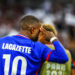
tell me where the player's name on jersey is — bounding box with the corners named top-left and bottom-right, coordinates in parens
top-left (2, 43), bottom-right (32, 54)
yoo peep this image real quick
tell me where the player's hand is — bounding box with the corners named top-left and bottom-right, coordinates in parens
top-left (38, 31), bottom-right (46, 42)
top-left (39, 27), bottom-right (56, 41)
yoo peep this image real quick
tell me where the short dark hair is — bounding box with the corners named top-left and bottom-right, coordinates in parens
top-left (20, 15), bottom-right (41, 30)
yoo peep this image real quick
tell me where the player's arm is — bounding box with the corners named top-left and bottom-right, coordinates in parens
top-left (40, 27), bottom-right (69, 63)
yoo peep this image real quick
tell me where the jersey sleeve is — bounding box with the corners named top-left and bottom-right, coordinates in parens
top-left (41, 44), bottom-right (53, 61)
top-left (41, 41), bottom-right (69, 63)
top-left (35, 41), bottom-right (53, 61)
top-left (48, 41), bottom-right (69, 63)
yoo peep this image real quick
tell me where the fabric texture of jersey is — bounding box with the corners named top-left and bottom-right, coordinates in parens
top-left (0, 34), bottom-right (68, 75)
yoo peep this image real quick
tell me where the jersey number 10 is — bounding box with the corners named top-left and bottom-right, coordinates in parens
top-left (3, 54), bottom-right (27, 75)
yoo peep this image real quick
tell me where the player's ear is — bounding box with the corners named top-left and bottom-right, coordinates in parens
top-left (30, 27), bottom-right (34, 34)
top-left (29, 27), bottom-right (35, 40)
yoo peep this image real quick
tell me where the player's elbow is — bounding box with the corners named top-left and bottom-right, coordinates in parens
top-left (65, 56), bottom-right (69, 62)
top-left (58, 56), bottom-right (69, 64)
top-left (62, 56), bottom-right (69, 63)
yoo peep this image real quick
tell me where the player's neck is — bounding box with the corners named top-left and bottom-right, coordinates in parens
top-left (20, 30), bottom-right (32, 39)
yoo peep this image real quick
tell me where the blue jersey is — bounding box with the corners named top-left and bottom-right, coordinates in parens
top-left (0, 34), bottom-right (68, 75)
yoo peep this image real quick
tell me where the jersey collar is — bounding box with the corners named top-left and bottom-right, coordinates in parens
top-left (17, 34), bottom-right (29, 39)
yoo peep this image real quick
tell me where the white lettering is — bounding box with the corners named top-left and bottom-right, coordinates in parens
top-left (2, 43), bottom-right (5, 49)
top-left (2, 43), bottom-right (32, 54)
top-left (5, 43), bottom-right (9, 49)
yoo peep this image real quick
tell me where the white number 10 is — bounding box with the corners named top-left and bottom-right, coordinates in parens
top-left (3, 54), bottom-right (27, 75)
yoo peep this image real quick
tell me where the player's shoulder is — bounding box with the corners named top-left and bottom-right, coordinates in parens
top-left (65, 49), bottom-right (71, 57)
top-left (35, 41), bottom-right (45, 47)
top-left (0, 35), bottom-right (15, 41)
top-left (34, 41), bottom-right (50, 50)
top-left (46, 44), bottom-right (55, 50)
top-left (0, 36), bottom-right (11, 39)
top-left (66, 49), bottom-right (71, 55)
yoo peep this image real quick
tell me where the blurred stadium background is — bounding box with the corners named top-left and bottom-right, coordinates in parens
top-left (0, 0), bottom-right (75, 74)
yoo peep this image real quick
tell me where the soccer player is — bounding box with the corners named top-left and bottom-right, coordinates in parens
top-left (0, 15), bottom-right (68, 75)
top-left (39, 24), bottom-right (71, 75)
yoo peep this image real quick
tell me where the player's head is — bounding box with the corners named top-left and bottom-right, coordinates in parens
top-left (38, 24), bottom-right (57, 44)
top-left (42, 24), bottom-right (57, 36)
top-left (20, 15), bottom-right (41, 40)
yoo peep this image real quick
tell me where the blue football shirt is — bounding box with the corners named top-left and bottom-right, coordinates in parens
top-left (0, 34), bottom-right (68, 75)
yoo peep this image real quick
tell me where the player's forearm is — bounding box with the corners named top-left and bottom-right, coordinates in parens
top-left (49, 40), bottom-right (69, 63)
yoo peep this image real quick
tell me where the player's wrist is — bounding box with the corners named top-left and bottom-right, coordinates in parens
top-left (50, 37), bottom-right (58, 43)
